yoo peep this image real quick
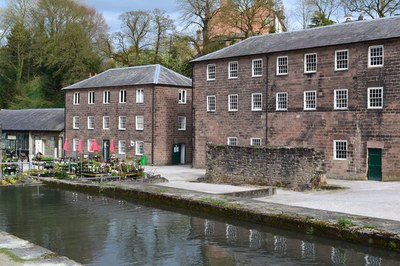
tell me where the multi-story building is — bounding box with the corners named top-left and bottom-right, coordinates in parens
top-left (63, 64), bottom-right (192, 165)
top-left (192, 16), bottom-right (400, 181)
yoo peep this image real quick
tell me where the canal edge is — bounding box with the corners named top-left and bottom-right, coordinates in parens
top-left (38, 177), bottom-right (400, 253)
top-left (0, 230), bottom-right (81, 265)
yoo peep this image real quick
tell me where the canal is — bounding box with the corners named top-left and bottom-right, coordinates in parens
top-left (0, 186), bottom-right (399, 265)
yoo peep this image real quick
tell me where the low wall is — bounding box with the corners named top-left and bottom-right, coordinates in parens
top-left (206, 145), bottom-right (326, 190)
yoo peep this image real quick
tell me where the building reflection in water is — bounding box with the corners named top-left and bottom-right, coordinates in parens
top-left (190, 217), bottom-right (398, 266)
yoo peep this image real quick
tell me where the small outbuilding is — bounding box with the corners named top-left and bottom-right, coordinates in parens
top-left (0, 108), bottom-right (65, 160)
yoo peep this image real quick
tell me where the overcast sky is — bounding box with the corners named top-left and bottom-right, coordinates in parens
top-left (0, 0), bottom-right (297, 33)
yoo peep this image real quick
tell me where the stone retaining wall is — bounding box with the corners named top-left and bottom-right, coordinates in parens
top-left (206, 145), bottom-right (326, 190)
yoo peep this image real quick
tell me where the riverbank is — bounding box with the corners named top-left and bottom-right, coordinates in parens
top-left (36, 175), bottom-right (400, 253)
top-left (0, 231), bottom-right (81, 265)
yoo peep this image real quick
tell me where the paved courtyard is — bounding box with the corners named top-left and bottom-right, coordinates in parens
top-left (145, 165), bottom-right (400, 222)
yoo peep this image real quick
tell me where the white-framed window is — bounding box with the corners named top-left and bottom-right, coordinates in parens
top-left (73, 92), bottom-right (80, 105)
top-left (228, 94), bottom-right (238, 111)
top-left (334, 89), bottom-right (348, 110)
top-left (252, 59), bottom-right (263, 77)
top-left (251, 138), bottom-right (261, 146)
top-left (276, 92), bottom-right (288, 111)
top-left (103, 90), bottom-right (110, 104)
top-left (73, 138), bottom-right (79, 152)
top-left (277, 56), bottom-right (288, 75)
top-left (251, 93), bottom-right (262, 111)
top-left (73, 116), bottom-right (80, 129)
top-left (335, 49), bottom-right (349, 71)
top-left (136, 89), bottom-right (144, 103)
top-left (178, 116), bottom-right (186, 131)
top-left (334, 140), bottom-right (348, 160)
top-left (207, 64), bottom-right (216, 80)
top-left (178, 89), bottom-right (187, 104)
top-left (228, 62), bottom-right (238, 79)
top-left (87, 139), bottom-right (94, 152)
top-left (368, 87), bottom-right (383, 109)
top-left (135, 141), bottom-right (144, 155)
top-left (136, 115), bottom-right (144, 131)
top-left (103, 116), bottom-right (110, 130)
top-left (119, 89), bottom-right (127, 103)
top-left (207, 95), bottom-right (216, 112)
top-left (304, 53), bottom-right (317, 73)
top-left (368, 45), bottom-right (384, 67)
top-left (227, 137), bottom-right (238, 146)
top-left (304, 91), bottom-right (317, 110)
top-left (87, 116), bottom-right (94, 130)
top-left (118, 116), bottom-right (127, 130)
top-left (88, 91), bottom-right (95, 104)
top-left (118, 140), bottom-right (126, 155)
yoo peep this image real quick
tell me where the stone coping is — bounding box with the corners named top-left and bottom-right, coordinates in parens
top-left (36, 177), bottom-right (400, 252)
top-left (0, 231), bottom-right (81, 265)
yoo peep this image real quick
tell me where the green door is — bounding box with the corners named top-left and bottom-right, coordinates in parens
top-left (368, 148), bottom-right (382, 181)
top-left (103, 140), bottom-right (110, 162)
top-left (172, 144), bottom-right (180, 165)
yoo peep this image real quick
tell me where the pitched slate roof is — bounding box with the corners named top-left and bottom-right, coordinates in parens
top-left (0, 109), bottom-right (64, 131)
top-left (63, 64), bottom-right (192, 90)
top-left (192, 16), bottom-right (400, 62)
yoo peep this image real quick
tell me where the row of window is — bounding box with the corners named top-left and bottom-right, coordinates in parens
top-left (206, 93), bottom-right (263, 112)
top-left (206, 45), bottom-right (384, 80)
top-left (72, 116), bottom-right (187, 131)
top-left (73, 89), bottom-right (188, 105)
top-left (73, 138), bottom-right (144, 155)
top-left (227, 137), bottom-right (348, 160)
top-left (205, 87), bottom-right (383, 112)
top-left (275, 87), bottom-right (383, 111)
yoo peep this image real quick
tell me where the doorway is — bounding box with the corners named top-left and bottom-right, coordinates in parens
top-left (368, 148), bottom-right (382, 181)
top-left (172, 143), bottom-right (186, 165)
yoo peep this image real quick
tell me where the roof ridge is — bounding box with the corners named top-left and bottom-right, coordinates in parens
top-left (153, 64), bottom-right (161, 84)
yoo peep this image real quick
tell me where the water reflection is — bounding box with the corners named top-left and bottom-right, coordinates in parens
top-left (0, 186), bottom-right (399, 266)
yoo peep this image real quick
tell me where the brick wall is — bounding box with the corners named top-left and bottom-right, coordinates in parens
top-left (193, 56), bottom-right (268, 167)
top-left (266, 39), bottom-right (400, 180)
top-left (206, 145), bottom-right (325, 190)
top-left (154, 86), bottom-right (192, 165)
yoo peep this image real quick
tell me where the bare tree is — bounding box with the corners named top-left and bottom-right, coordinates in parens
top-left (177, 0), bottom-right (220, 53)
top-left (119, 10), bottom-right (152, 58)
top-left (341, 0), bottom-right (400, 18)
top-left (292, 0), bottom-right (314, 29)
top-left (151, 9), bottom-right (175, 63)
top-left (0, 0), bottom-right (35, 43)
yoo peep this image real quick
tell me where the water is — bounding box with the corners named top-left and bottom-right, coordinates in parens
top-left (0, 186), bottom-right (399, 265)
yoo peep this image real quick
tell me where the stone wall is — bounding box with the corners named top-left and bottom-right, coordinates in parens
top-left (206, 145), bottom-right (326, 190)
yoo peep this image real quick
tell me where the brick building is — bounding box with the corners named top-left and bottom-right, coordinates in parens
top-left (192, 16), bottom-right (400, 181)
top-left (63, 64), bottom-right (192, 165)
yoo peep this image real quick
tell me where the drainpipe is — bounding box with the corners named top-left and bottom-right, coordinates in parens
top-left (191, 64), bottom-right (195, 168)
top-left (151, 87), bottom-right (155, 165)
top-left (265, 55), bottom-right (269, 145)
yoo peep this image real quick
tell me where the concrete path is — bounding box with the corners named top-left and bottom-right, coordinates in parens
top-left (145, 165), bottom-right (268, 194)
top-left (145, 165), bottom-right (400, 222)
top-left (257, 179), bottom-right (400, 222)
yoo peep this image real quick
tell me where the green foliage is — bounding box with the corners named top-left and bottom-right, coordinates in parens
top-left (308, 11), bottom-right (336, 28)
top-left (336, 217), bottom-right (354, 228)
top-left (54, 169), bottom-right (69, 180)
